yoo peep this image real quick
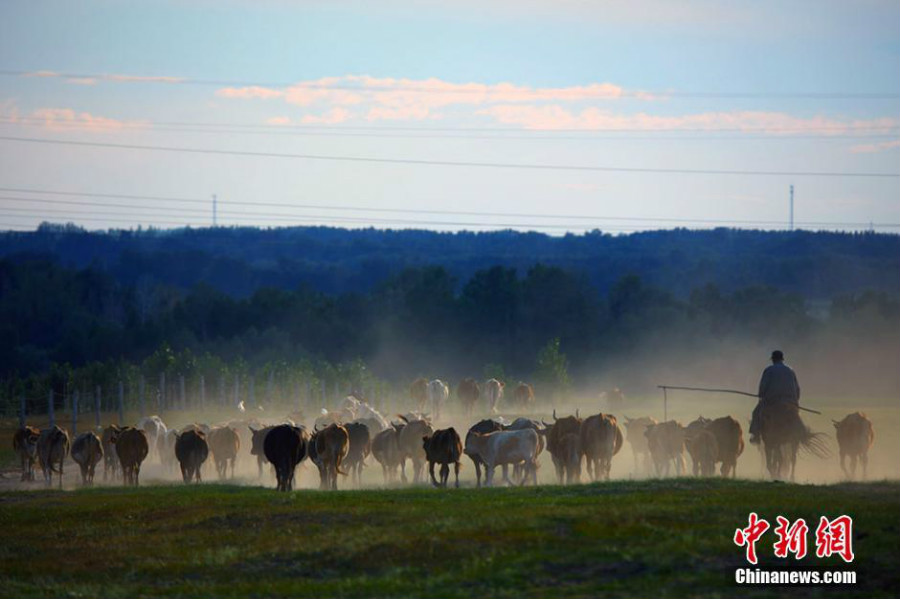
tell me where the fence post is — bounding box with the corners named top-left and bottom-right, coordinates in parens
top-left (95, 386), bottom-right (102, 428)
top-left (139, 376), bottom-right (146, 418)
top-left (72, 390), bottom-right (79, 437)
top-left (19, 393), bottom-right (26, 427)
top-left (233, 375), bottom-right (240, 408)
top-left (48, 389), bottom-right (55, 427)
top-left (179, 375), bottom-right (186, 411)
top-left (249, 376), bottom-right (256, 409)
top-left (200, 375), bottom-right (205, 411)
top-left (218, 375), bottom-right (225, 408)
top-left (320, 380), bottom-right (326, 406)
top-left (118, 380), bottom-right (125, 425)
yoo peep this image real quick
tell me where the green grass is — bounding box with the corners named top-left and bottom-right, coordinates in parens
top-left (1, 480), bottom-right (897, 598)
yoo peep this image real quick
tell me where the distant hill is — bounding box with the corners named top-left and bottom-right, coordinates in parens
top-left (1, 224), bottom-right (897, 299)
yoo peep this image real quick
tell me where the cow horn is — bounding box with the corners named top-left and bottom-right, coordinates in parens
top-left (541, 419), bottom-right (552, 428)
top-left (313, 424), bottom-right (320, 433)
top-left (552, 409), bottom-right (557, 421)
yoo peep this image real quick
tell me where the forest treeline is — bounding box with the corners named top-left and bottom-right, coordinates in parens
top-left (1, 224), bottom-right (898, 299)
top-left (2, 254), bottom-right (898, 409)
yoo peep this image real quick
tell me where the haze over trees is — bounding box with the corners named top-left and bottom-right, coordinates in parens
top-left (1, 225), bottom-right (898, 413)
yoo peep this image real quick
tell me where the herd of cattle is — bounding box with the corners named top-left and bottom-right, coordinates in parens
top-left (9, 379), bottom-right (877, 491)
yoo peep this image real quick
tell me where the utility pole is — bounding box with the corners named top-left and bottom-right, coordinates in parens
top-left (789, 184), bottom-right (794, 231)
top-left (212, 193), bottom-right (218, 227)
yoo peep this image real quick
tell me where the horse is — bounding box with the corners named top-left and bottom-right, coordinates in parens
top-left (758, 402), bottom-right (829, 481)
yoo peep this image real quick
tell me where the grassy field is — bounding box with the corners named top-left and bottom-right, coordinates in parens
top-left (1, 480), bottom-right (897, 598)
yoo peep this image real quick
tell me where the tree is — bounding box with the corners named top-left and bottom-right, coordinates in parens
top-left (534, 338), bottom-right (570, 402)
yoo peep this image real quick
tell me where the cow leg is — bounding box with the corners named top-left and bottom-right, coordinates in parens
top-left (474, 461), bottom-right (482, 488)
top-left (840, 452), bottom-right (848, 478)
top-left (501, 464), bottom-right (513, 486)
top-left (454, 461), bottom-right (460, 488)
top-left (429, 461), bottom-right (439, 487)
top-left (440, 463), bottom-right (449, 488)
top-left (485, 463), bottom-right (495, 487)
top-left (400, 460), bottom-right (408, 484)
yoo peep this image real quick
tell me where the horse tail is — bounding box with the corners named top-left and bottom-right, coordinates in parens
top-left (799, 428), bottom-right (830, 459)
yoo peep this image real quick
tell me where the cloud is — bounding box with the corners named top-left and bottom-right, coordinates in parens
top-left (300, 107), bottom-right (353, 124)
top-left (849, 139), bottom-right (900, 154)
top-left (27, 108), bottom-right (146, 132)
top-left (215, 74), bottom-right (654, 122)
top-left (66, 77), bottom-right (98, 86)
top-left (476, 105), bottom-right (900, 134)
top-left (20, 71), bottom-right (185, 85)
top-left (265, 116), bottom-right (292, 125)
top-left (216, 86), bottom-right (284, 99)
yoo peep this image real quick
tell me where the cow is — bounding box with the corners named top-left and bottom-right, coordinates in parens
top-left (706, 416), bottom-right (744, 478)
top-left (427, 379), bottom-right (450, 421)
top-left (37, 426), bottom-right (70, 488)
top-left (457, 378), bottom-right (480, 417)
top-left (397, 415), bottom-right (434, 484)
top-left (157, 429), bottom-right (178, 474)
top-left (343, 421), bottom-right (371, 487)
top-left (315, 423), bottom-right (350, 490)
top-left (101, 424), bottom-right (121, 481)
top-left (464, 428), bottom-right (540, 487)
top-left (71, 432), bottom-right (104, 486)
top-left (410, 377), bottom-right (429, 412)
top-left (136, 415), bottom-right (167, 460)
top-left (465, 419), bottom-right (506, 487)
top-left (354, 402), bottom-right (390, 433)
top-left (623, 416), bottom-right (657, 475)
top-left (484, 379), bottom-right (505, 413)
top-left (833, 412), bottom-right (875, 480)
top-left (112, 427), bottom-right (149, 487)
top-left (176, 429), bottom-right (209, 484)
top-left (580, 413), bottom-right (623, 481)
top-left (12, 426), bottom-right (40, 482)
top-left (372, 422), bottom-right (405, 484)
top-left (557, 433), bottom-right (582, 484)
top-left (263, 424), bottom-right (310, 492)
top-left (249, 425), bottom-right (276, 478)
top-left (645, 420), bottom-right (686, 477)
top-left (505, 417), bottom-right (546, 483)
top-left (684, 417), bottom-right (719, 477)
top-left (422, 428), bottom-right (462, 488)
top-left (512, 383), bottom-right (535, 411)
top-left (208, 426), bottom-right (241, 480)
top-left (543, 410), bottom-right (583, 485)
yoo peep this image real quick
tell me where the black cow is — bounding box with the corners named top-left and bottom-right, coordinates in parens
top-left (263, 424), bottom-right (310, 492)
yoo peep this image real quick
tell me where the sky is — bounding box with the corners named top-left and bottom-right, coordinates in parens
top-left (0, 0), bottom-right (898, 234)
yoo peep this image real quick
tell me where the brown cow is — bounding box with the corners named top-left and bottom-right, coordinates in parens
top-left (12, 426), bottom-right (40, 482)
top-left (315, 423), bottom-right (350, 490)
top-left (457, 378), bottom-right (480, 417)
top-left (101, 424), bottom-right (121, 481)
top-left (397, 415), bottom-right (434, 484)
top-left (175, 429), bottom-right (209, 484)
top-left (343, 421), bottom-right (371, 487)
top-left (113, 427), bottom-right (149, 487)
top-left (372, 422), bottom-right (405, 484)
top-left (410, 377), bottom-right (429, 412)
top-left (37, 426), bottom-right (70, 488)
top-left (543, 410), bottom-right (583, 485)
top-left (684, 418), bottom-right (718, 477)
top-left (833, 412), bottom-right (875, 479)
top-left (422, 427), bottom-right (463, 488)
top-left (249, 425), bottom-right (276, 478)
top-left (71, 432), bottom-right (104, 486)
top-left (557, 432), bottom-right (582, 485)
top-left (707, 416), bottom-right (744, 478)
top-left (580, 413), bottom-right (623, 481)
top-left (208, 426), bottom-right (241, 480)
top-left (623, 416), bottom-right (657, 475)
top-left (645, 420), bottom-right (686, 477)
top-left (512, 383), bottom-right (535, 411)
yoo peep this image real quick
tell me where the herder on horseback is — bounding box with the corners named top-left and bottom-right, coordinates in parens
top-left (749, 350), bottom-right (800, 445)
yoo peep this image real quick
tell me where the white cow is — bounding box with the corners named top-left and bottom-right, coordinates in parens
top-left (427, 380), bottom-right (450, 421)
top-left (464, 428), bottom-right (540, 486)
top-left (485, 379), bottom-right (505, 414)
top-left (137, 415), bottom-right (167, 460)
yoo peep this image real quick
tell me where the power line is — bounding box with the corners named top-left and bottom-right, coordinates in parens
top-left (2, 189), bottom-right (898, 228)
top-left (2, 135), bottom-right (898, 178)
top-left (2, 69), bottom-right (898, 100)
